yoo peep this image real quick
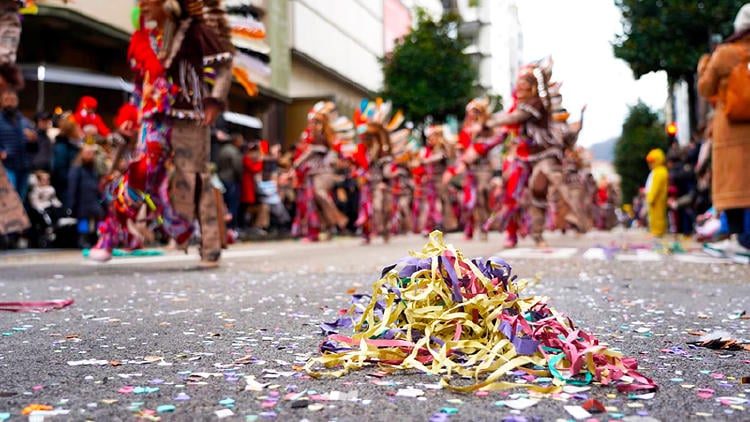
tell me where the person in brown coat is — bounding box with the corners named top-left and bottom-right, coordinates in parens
top-left (697, 3), bottom-right (750, 250)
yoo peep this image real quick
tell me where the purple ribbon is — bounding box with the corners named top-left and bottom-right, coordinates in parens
top-left (499, 320), bottom-right (540, 355)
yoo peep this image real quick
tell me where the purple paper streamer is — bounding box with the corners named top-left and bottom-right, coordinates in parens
top-left (439, 256), bottom-right (464, 304)
top-left (319, 317), bottom-right (354, 335)
top-left (429, 412), bottom-right (450, 422)
top-left (512, 337), bottom-right (540, 355)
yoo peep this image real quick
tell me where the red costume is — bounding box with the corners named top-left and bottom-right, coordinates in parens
top-left (72, 96), bottom-right (111, 137)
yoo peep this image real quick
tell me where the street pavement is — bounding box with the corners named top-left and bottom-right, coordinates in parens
top-left (0, 229), bottom-right (749, 421)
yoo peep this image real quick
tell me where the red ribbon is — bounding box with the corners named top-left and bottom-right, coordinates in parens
top-left (0, 298), bottom-right (74, 313)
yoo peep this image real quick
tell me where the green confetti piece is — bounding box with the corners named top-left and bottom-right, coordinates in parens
top-left (440, 407), bottom-right (458, 414)
top-left (128, 402), bottom-right (145, 411)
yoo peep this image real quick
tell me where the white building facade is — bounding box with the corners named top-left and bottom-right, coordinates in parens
top-left (288, 1), bottom-right (384, 106)
top-left (455, 0), bottom-right (522, 110)
top-left (37, 1), bottom-right (522, 144)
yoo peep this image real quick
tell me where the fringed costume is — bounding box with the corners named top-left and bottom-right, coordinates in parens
top-left (488, 59), bottom-right (584, 246)
top-left (414, 124), bottom-right (455, 235)
top-left (353, 99), bottom-right (404, 244)
top-left (291, 101), bottom-right (348, 241)
top-left (449, 98), bottom-right (503, 240)
top-left (91, 0), bottom-right (234, 265)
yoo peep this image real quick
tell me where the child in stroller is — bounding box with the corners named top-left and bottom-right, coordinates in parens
top-left (26, 171), bottom-right (76, 248)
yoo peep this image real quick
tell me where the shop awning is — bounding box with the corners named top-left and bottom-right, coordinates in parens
top-left (20, 64), bottom-right (133, 92)
top-left (21, 64), bottom-right (262, 129)
top-left (223, 111), bottom-right (263, 129)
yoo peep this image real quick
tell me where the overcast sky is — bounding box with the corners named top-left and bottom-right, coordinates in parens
top-left (516, 0), bottom-right (668, 147)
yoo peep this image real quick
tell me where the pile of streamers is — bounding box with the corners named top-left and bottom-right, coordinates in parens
top-left (305, 231), bottom-right (657, 394)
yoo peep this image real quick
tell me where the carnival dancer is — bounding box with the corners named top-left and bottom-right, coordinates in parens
top-left (482, 139), bottom-right (530, 248)
top-left (89, 0), bottom-right (234, 267)
top-left (353, 98), bottom-right (404, 244)
top-left (0, 0), bottom-right (53, 88)
top-left (0, 1), bottom-right (23, 91)
top-left (0, 1), bottom-right (72, 89)
top-left (479, 91), bottom-right (528, 247)
top-left (487, 60), bottom-right (584, 247)
top-left (387, 129), bottom-right (416, 235)
top-left (291, 101), bottom-right (348, 242)
top-left (445, 98), bottom-right (503, 240)
top-left (547, 92), bottom-right (587, 232)
top-left (560, 145), bottom-right (591, 233)
top-left (413, 124), bottom-right (456, 235)
top-left (329, 116), bottom-right (359, 232)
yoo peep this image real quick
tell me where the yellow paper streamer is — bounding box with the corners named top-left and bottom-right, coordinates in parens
top-left (305, 230), bottom-right (656, 394)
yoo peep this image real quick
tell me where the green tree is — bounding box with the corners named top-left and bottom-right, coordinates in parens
top-left (614, 102), bottom-right (669, 205)
top-left (613, 0), bottom-right (745, 130)
top-left (381, 9), bottom-right (478, 123)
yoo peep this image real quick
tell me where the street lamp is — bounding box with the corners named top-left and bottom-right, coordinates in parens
top-left (37, 64), bottom-right (46, 113)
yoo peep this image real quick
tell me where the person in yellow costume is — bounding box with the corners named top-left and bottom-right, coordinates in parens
top-left (645, 148), bottom-right (668, 237)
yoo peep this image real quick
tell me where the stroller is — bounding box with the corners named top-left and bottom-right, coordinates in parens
top-left (26, 205), bottom-right (78, 248)
top-left (25, 173), bottom-right (78, 248)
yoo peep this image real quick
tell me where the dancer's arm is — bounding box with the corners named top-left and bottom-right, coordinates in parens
top-left (204, 60), bottom-right (233, 126)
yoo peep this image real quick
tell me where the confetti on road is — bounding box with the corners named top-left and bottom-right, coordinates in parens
top-left (306, 231), bottom-right (657, 394)
top-left (2, 231), bottom-right (749, 420)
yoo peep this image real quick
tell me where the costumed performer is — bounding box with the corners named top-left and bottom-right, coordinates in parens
top-left (481, 90), bottom-right (529, 248)
top-left (353, 98), bottom-right (403, 244)
top-left (444, 98), bottom-right (503, 241)
top-left (89, 0), bottom-right (234, 267)
top-left (413, 124), bottom-right (456, 235)
top-left (486, 60), bottom-right (584, 247)
top-left (291, 101), bottom-right (348, 241)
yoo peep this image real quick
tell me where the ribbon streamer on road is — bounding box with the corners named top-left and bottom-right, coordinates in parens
top-left (0, 298), bottom-right (74, 313)
top-left (305, 231), bottom-right (657, 393)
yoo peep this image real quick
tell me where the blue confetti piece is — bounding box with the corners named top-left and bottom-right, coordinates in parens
top-left (156, 404), bottom-right (176, 413)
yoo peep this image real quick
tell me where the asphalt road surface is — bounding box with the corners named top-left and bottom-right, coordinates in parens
top-left (0, 229), bottom-right (748, 421)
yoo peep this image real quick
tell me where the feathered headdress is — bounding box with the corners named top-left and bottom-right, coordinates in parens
top-left (353, 98), bottom-right (404, 135)
top-left (352, 98), bottom-right (407, 159)
top-left (18, 1), bottom-right (37, 14)
top-left (525, 56), bottom-right (554, 112)
top-left (200, 0), bottom-right (235, 51)
top-left (331, 116), bottom-right (358, 159)
top-left (18, 0), bottom-right (69, 14)
top-left (424, 123), bottom-right (456, 145)
top-left (332, 116), bottom-right (355, 141)
top-left (465, 97), bottom-right (490, 122)
top-left (307, 100), bottom-right (337, 122)
top-left (548, 81), bottom-right (569, 122)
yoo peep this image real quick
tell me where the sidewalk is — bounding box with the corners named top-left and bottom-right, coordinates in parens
top-left (0, 228), bottom-right (725, 267)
